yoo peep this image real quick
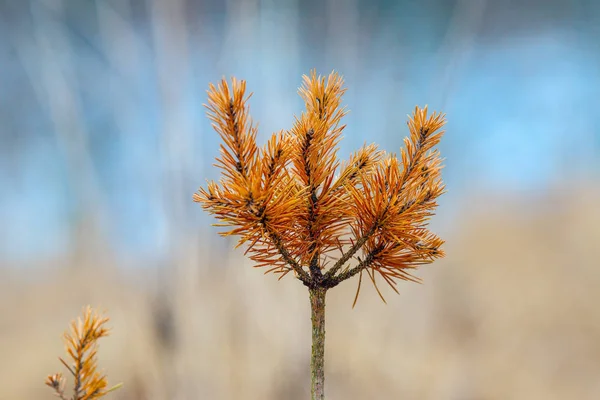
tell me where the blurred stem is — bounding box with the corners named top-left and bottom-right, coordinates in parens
top-left (310, 287), bottom-right (327, 400)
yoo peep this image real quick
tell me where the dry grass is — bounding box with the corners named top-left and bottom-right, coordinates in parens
top-left (2, 186), bottom-right (600, 399)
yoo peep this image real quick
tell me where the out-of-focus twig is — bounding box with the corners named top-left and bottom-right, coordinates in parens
top-left (432, 0), bottom-right (488, 110)
top-left (15, 0), bottom-right (109, 262)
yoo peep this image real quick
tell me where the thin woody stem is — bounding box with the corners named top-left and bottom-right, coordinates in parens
top-left (265, 228), bottom-right (311, 284)
top-left (308, 189), bottom-right (322, 280)
top-left (302, 128), bottom-right (323, 281)
top-left (226, 100), bottom-right (249, 179)
top-left (248, 200), bottom-right (311, 285)
top-left (324, 193), bottom-right (434, 287)
top-left (330, 251), bottom-right (378, 285)
top-left (73, 331), bottom-right (92, 399)
top-left (309, 287), bottom-right (327, 400)
top-left (329, 238), bottom-right (433, 288)
top-left (323, 225), bottom-right (376, 281)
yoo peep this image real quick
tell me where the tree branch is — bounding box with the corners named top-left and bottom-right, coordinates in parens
top-left (323, 125), bottom-right (434, 282)
top-left (325, 248), bottom-right (379, 288)
top-left (323, 224), bottom-right (376, 281)
top-left (265, 227), bottom-right (312, 285)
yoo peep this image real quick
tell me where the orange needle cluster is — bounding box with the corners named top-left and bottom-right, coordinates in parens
top-left (46, 307), bottom-right (121, 400)
top-left (194, 70), bottom-right (446, 305)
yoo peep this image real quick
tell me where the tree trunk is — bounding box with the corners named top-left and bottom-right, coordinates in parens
top-left (309, 287), bottom-right (327, 400)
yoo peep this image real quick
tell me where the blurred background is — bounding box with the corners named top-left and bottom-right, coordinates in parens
top-left (1, 0), bottom-right (600, 398)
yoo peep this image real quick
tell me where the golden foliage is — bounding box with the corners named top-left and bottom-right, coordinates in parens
top-left (46, 306), bottom-right (121, 400)
top-left (194, 70), bottom-right (446, 303)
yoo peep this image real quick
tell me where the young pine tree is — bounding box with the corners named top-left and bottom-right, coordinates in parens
top-left (194, 70), bottom-right (446, 400)
top-left (46, 306), bottom-right (122, 400)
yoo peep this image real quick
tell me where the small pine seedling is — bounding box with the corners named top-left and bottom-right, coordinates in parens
top-left (194, 70), bottom-right (446, 400)
top-left (46, 306), bottom-right (122, 400)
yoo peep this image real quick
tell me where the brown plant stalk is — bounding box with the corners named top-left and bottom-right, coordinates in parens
top-left (45, 306), bottom-right (122, 400)
top-left (194, 70), bottom-right (446, 399)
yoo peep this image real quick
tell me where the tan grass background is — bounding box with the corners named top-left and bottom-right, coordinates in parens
top-left (2, 184), bottom-right (600, 400)
top-left (2, 0), bottom-right (598, 399)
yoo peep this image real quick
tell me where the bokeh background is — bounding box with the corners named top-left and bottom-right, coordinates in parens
top-left (2, 0), bottom-right (600, 399)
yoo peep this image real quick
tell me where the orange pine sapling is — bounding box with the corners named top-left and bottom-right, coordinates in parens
top-left (46, 306), bottom-right (122, 400)
top-left (194, 70), bottom-right (446, 400)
